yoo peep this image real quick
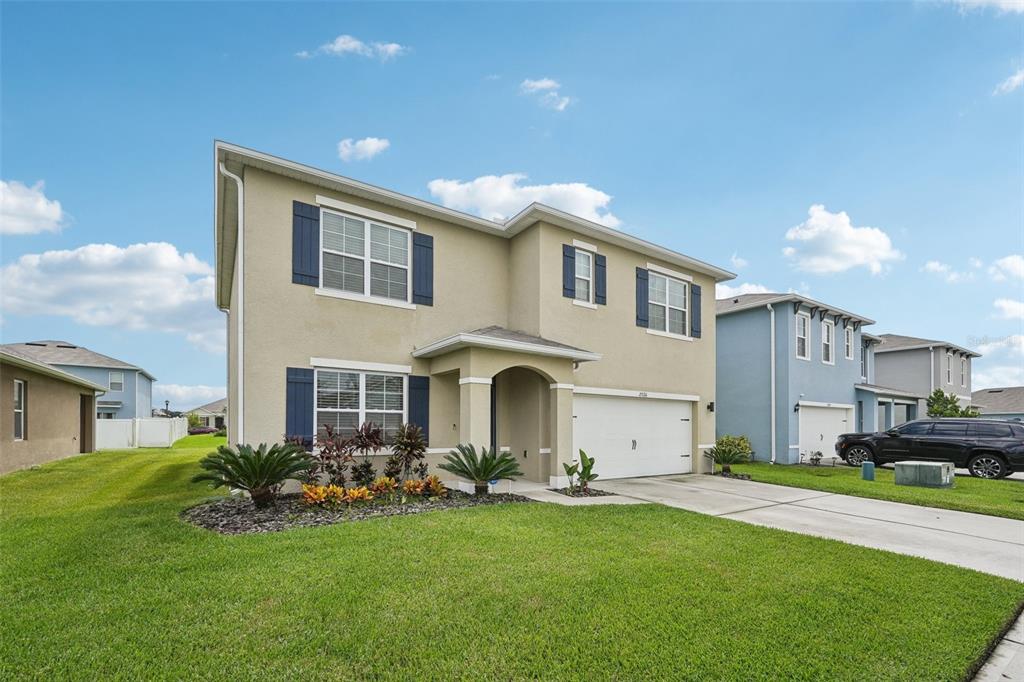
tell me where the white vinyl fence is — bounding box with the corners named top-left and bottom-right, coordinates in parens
top-left (96, 417), bottom-right (188, 450)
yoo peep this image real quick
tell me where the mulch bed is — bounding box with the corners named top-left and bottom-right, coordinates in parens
top-left (717, 472), bottom-right (752, 480)
top-left (182, 491), bottom-right (533, 535)
top-left (550, 487), bottom-right (616, 498)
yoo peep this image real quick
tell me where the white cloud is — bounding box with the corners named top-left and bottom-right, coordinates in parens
top-left (989, 254), bottom-right (1024, 281)
top-left (994, 68), bottom-right (1024, 95)
top-left (519, 77), bottom-right (573, 111)
top-left (153, 384), bottom-right (226, 412)
top-left (994, 298), bottom-right (1024, 320)
top-left (973, 364), bottom-right (1024, 390)
top-left (782, 204), bottom-right (903, 275)
top-left (1, 180), bottom-right (66, 235)
top-left (922, 260), bottom-right (974, 283)
top-left (729, 253), bottom-right (749, 269)
top-left (337, 137), bottom-right (390, 162)
top-left (953, 0), bottom-right (1024, 14)
top-left (969, 257), bottom-right (984, 269)
top-left (715, 282), bottom-right (771, 299)
top-left (297, 34), bottom-right (408, 61)
top-left (976, 334), bottom-right (1024, 356)
top-left (427, 173), bottom-right (620, 227)
top-left (0, 242), bottom-right (224, 353)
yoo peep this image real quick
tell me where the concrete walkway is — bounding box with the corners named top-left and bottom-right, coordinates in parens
top-left (595, 474), bottom-right (1024, 581)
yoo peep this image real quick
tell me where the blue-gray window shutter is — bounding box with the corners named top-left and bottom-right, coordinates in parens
top-left (285, 367), bottom-right (314, 448)
top-left (412, 233), bottom-right (434, 305)
top-left (635, 267), bottom-right (649, 327)
top-left (408, 375), bottom-right (430, 442)
top-left (292, 201), bottom-right (319, 286)
top-left (595, 254), bottom-right (607, 305)
top-left (562, 244), bottom-right (575, 298)
top-left (691, 283), bottom-right (702, 338)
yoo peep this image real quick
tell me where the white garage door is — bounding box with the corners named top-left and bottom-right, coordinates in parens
top-left (572, 394), bottom-right (693, 479)
top-left (798, 405), bottom-right (852, 459)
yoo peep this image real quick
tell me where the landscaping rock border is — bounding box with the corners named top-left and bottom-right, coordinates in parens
top-left (182, 491), bottom-right (533, 535)
top-left (549, 487), bottom-right (616, 498)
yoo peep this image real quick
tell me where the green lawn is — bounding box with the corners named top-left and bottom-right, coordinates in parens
top-left (732, 461), bottom-right (1024, 520)
top-left (1, 436), bottom-right (1021, 680)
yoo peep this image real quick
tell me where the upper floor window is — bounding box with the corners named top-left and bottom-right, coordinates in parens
top-left (109, 371), bottom-right (124, 392)
top-left (13, 380), bottom-right (25, 440)
top-left (860, 344), bottom-right (868, 380)
top-left (795, 312), bottom-right (810, 360)
top-left (844, 327), bottom-right (854, 360)
top-left (961, 357), bottom-right (967, 387)
top-left (316, 369), bottom-right (405, 442)
top-left (648, 271), bottom-right (688, 336)
top-left (946, 353), bottom-right (953, 384)
top-left (321, 209), bottom-right (410, 302)
top-left (821, 320), bottom-right (835, 365)
top-left (574, 249), bottom-right (593, 303)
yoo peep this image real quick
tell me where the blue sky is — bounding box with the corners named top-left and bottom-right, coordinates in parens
top-left (1, 0), bottom-right (1022, 409)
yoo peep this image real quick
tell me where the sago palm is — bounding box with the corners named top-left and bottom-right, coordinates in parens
top-left (438, 443), bottom-right (523, 495)
top-left (191, 443), bottom-right (313, 508)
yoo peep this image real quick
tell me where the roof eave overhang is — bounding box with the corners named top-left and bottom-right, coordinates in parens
top-left (716, 295), bottom-right (875, 325)
top-left (412, 333), bottom-right (602, 363)
top-left (874, 342), bottom-right (981, 358)
top-left (1, 353), bottom-right (108, 392)
top-left (213, 141), bottom-right (736, 310)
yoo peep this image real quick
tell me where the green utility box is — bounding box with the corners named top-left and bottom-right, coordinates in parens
top-left (894, 461), bottom-right (955, 488)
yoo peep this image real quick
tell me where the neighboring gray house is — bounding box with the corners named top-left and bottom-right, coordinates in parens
top-left (972, 387), bottom-right (1024, 420)
top-left (189, 398), bottom-right (226, 429)
top-left (874, 334), bottom-right (980, 408)
top-left (0, 341), bottom-right (155, 419)
top-left (716, 294), bottom-right (920, 464)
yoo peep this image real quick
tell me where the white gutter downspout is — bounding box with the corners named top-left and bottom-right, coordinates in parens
top-left (219, 162), bottom-right (244, 445)
top-left (767, 304), bottom-right (777, 464)
top-left (928, 346), bottom-right (935, 394)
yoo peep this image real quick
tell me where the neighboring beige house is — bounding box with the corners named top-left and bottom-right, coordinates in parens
top-left (189, 398), bottom-right (227, 429)
top-left (214, 142), bottom-right (734, 485)
top-left (1, 347), bottom-right (106, 475)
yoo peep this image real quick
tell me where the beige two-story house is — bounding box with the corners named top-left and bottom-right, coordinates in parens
top-left (214, 142), bottom-right (735, 486)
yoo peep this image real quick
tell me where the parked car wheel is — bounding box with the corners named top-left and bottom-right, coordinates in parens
top-left (844, 445), bottom-right (873, 467)
top-left (967, 453), bottom-right (1007, 479)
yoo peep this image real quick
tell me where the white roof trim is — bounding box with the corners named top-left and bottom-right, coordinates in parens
top-left (412, 333), bottom-right (601, 362)
top-left (1, 351), bottom-right (108, 392)
top-left (874, 342), bottom-right (980, 358)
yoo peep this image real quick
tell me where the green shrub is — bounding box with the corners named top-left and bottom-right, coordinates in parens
top-left (706, 435), bottom-right (752, 474)
top-left (214, 428), bottom-right (227, 438)
top-left (438, 444), bottom-right (523, 495)
top-left (191, 443), bottom-right (312, 508)
top-left (563, 449), bottom-right (599, 493)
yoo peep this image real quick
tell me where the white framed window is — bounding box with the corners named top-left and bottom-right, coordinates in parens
top-left (860, 344), bottom-right (868, 380)
top-left (946, 352), bottom-right (953, 384)
top-left (844, 326), bottom-right (854, 360)
top-left (315, 369), bottom-right (405, 442)
top-left (320, 208), bottom-right (411, 303)
top-left (821, 320), bottom-right (835, 365)
top-left (574, 248), bottom-right (593, 303)
top-left (109, 371), bottom-right (124, 392)
top-left (795, 312), bottom-right (810, 360)
top-left (13, 380), bottom-right (25, 441)
top-left (648, 271), bottom-right (688, 336)
top-left (961, 357), bottom-right (967, 387)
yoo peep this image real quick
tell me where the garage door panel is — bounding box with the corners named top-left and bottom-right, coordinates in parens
top-left (573, 394), bottom-right (693, 479)
top-left (798, 406), bottom-right (852, 459)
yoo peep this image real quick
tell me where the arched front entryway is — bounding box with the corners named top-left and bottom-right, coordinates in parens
top-left (492, 366), bottom-right (553, 483)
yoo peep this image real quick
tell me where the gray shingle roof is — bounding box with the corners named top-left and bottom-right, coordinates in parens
top-left (467, 326), bottom-right (587, 353)
top-left (875, 334), bottom-right (980, 358)
top-left (971, 387), bottom-right (1024, 414)
top-left (715, 293), bottom-right (874, 325)
top-left (0, 346), bottom-right (108, 391)
top-left (190, 397), bottom-right (227, 414)
top-left (0, 340), bottom-right (156, 379)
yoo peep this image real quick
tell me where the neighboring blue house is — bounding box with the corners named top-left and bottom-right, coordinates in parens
top-left (716, 294), bottom-right (920, 464)
top-left (0, 341), bottom-right (155, 419)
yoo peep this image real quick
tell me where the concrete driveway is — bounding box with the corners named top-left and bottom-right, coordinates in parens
top-left (596, 474), bottom-right (1024, 582)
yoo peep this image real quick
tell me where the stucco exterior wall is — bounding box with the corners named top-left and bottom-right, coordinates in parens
top-left (1, 363), bottom-right (95, 474)
top-left (228, 166), bottom-right (722, 476)
top-left (51, 364), bottom-right (147, 419)
top-left (874, 348), bottom-right (933, 397)
top-left (716, 306), bottom-right (773, 459)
